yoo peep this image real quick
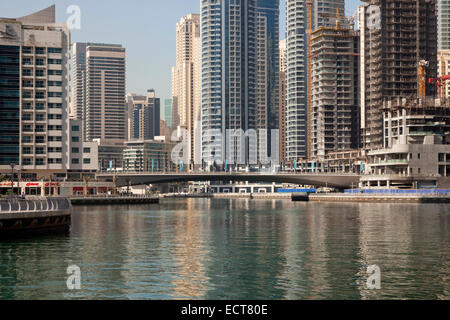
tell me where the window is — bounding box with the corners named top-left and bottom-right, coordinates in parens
top-left (48, 48), bottom-right (62, 54)
top-left (439, 153), bottom-right (445, 162)
top-left (72, 147), bottom-right (79, 154)
top-left (35, 47), bottom-right (45, 54)
top-left (83, 158), bottom-right (91, 164)
top-left (72, 136), bottom-right (79, 143)
top-left (35, 158), bottom-right (44, 166)
top-left (72, 125), bottom-right (80, 132)
top-left (83, 148), bottom-right (91, 153)
top-left (72, 158), bottom-right (79, 164)
top-left (36, 147), bottom-right (45, 155)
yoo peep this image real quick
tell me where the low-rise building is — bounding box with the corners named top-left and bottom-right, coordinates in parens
top-left (362, 98), bottom-right (450, 189)
top-left (123, 140), bottom-right (176, 172)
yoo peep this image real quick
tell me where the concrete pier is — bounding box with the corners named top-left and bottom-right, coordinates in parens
top-left (70, 196), bottom-right (159, 206)
top-left (0, 197), bottom-right (72, 237)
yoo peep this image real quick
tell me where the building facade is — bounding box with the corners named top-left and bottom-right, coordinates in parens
top-left (279, 39), bottom-right (287, 163)
top-left (438, 0), bottom-right (450, 51)
top-left (286, 0), bottom-right (346, 162)
top-left (359, 0), bottom-right (438, 150)
top-left (123, 140), bottom-right (176, 172)
top-left (72, 42), bottom-right (126, 144)
top-left (126, 90), bottom-right (160, 141)
top-left (172, 14), bottom-right (202, 166)
top-left (438, 50), bottom-right (450, 100)
top-left (201, 0), bottom-right (280, 165)
top-left (164, 98), bottom-right (173, 128)
top-left (312, 0), bottom-right (346, 30)
top-left (311, 22), bottom-right (360, 160)
top-left (0, 6), bottom-right (72, 180)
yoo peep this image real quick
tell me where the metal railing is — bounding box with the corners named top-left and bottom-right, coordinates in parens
top-left (0, 197), bottom-right (71, 214)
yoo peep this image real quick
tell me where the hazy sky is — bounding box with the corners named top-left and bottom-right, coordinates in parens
top-left (1, 0), bottom-right (362, 102)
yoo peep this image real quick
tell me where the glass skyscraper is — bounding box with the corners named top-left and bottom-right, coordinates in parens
top-left (438, 0), bottom-right (450, 50)
top-left (201, 0), bottom-right (279, 165)
top-left (164, 98), bottom-right (173, 128)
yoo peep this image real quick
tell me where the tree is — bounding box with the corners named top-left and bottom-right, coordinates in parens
top-left (83, 176), bottom-right (91, 197)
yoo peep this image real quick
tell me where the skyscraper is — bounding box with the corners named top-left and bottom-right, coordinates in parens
top-left (279, 39), bottom-right (287, 164)
top-left (312, 0), bottom-right (346, 30)
top-left (72, 43), bottom-right (126, 144)
top-left (438, 0), bottom-right (450, 51)
top-left (164, 98), bottom-right (173, 128)
top-left (311, 21), bottom-right (360, 160)
top-left (286, 0), bottom-right (346, 162)
top-left (172, 14), bottom-right (201, 165)
top-left (126, 90), bottom-right (160, 141)
top-left (201, 0), bottom-right (279, 165)
top-left (359, 0), bottom-right (438, 150)
top-left (286, 0), bottom-right (308, 161)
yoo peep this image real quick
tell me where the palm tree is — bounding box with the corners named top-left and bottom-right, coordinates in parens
top-left (83, 176), bottom-right (91, 197)
top-left (113, 175), bottom-right (117, 195)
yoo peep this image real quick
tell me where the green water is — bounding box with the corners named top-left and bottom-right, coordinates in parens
top-left (0, 198), bottom-right (448, 300)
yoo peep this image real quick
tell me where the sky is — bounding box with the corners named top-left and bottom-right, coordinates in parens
top-left (1, 0), bottom-right (363, 103)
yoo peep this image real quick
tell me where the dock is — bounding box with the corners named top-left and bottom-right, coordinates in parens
top-left (306, 194), bottom-right (450, 203)
top-left (0, 197), bottom-right (72, 237)
top-left (70, 195), bottom-right (160, 205)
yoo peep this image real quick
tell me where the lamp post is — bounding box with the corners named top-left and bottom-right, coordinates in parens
top-left (10, 163), bottom-right (15, 196)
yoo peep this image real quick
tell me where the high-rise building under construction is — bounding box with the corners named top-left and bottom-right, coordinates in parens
top-left (359, 0), bottom-right (438, 150)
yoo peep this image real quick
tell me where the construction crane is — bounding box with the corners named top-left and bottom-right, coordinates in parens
top-left (319, 8), bottom-right (359, 29)
top-left (418, 60), bottom-right (429, 98)
top-left (429, 75), bottom-right (450, 100)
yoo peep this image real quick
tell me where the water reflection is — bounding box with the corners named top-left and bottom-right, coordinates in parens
top-left (0, 199), bottom-right (448, 300)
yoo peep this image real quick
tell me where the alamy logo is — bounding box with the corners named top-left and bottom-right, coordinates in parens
top-left (366, 265), bottom-right (381, 290)
top-left (66, 265), bottom-right (81, 290)
top-left (367, 5), bottom-right (381, 31)
top-left (66, 5), bottom-right (81, 30)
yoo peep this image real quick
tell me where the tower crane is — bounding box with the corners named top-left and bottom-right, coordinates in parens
top-left (429, 75), bottom-right (450, 100)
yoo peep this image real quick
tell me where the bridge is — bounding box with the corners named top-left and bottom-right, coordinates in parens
top-left (96, 172), bottom-right (361, 189)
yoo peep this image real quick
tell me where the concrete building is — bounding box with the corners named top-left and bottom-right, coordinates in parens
top-left (123, 140), bottom-right (176, 172)
top-left (0, 6), bottom-right (71, 180)
top-left (126, 90), bottom-right (160, 141)
top-left (95, 140), bottom-right (125, 172)
top-left (172, 14), bottom-right (201, 166)
top-left (72, 42), bottom-right (126, 144)
top-left (201, 0), bottom-right (280, 165)
top-left (311, 21), bottom-right (360, 160)
top-left (67, 119), bottom-right (99, 180)
top-left (363, 98), bottom-right (450, 189)
top-left (279, 39), bottom-right (287, 164)
top-left (312, 0), bottom-right (346, 30)
top-left (438, 50), bottom-right (450, 100)
top-left (286, 0), bottom-right (345, 162)
top-left (359, 0), bottom-right (438, 150)
top-left (438, 0), bottom-right (450, 50)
